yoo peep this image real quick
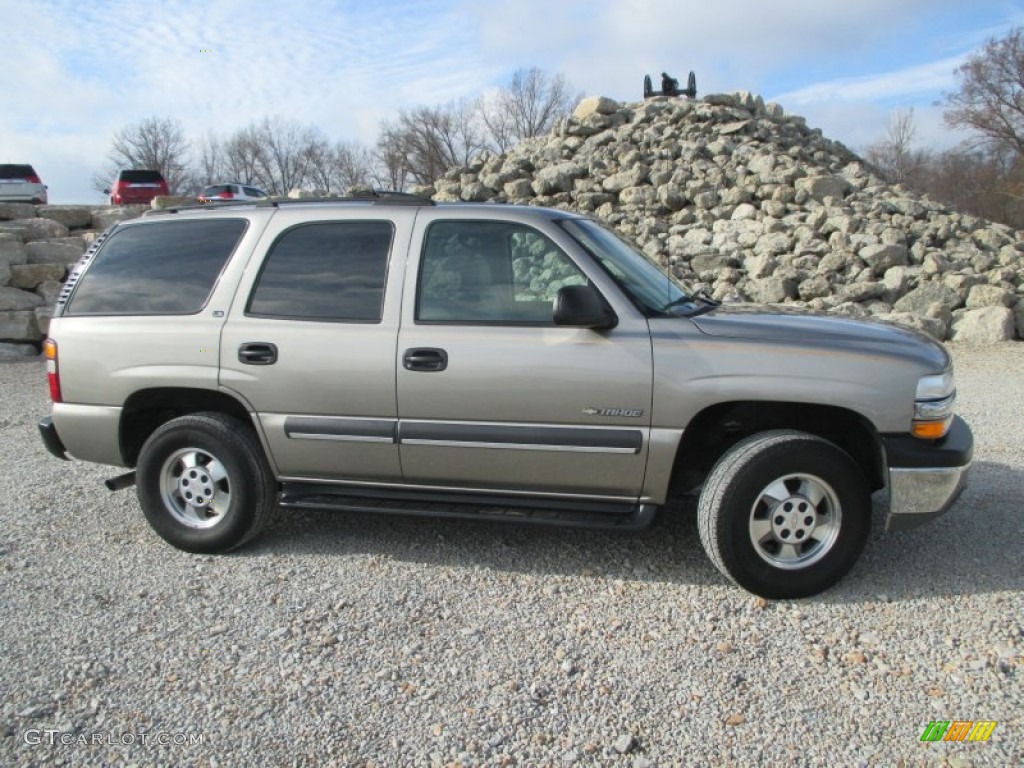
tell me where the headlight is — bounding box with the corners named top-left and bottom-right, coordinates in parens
top-left (912, 371), bottom-right (956, 439)
top-left (916, 372), bottom-right (954, 400)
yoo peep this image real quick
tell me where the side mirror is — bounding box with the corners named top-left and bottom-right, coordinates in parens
top-left (553, 284), bottom-right (617, 329)
top-left (103, 188), bottom-right (110, 194)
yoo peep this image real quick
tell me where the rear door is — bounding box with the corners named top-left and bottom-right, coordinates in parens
top-left (219, 205), bottom-right (413, 483)
top-left (396, 210), bottom-right (653, 498)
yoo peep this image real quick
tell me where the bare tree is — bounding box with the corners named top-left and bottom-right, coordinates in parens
top-left (307, 139), bottom-right (375, 194)
top-left (249, 116), bottom-right (323, 195)
top-left (374, 126), bottom-right (415, 191)
top-left (942, 26), bottom-right (1024, 156)
top-left (215, 117), bottom-right (324, 195)
top-left (221, 125), bottom-right (266, 187)
top-left (192, 133), bottom-right (225, 191)
top-left (864, 108), bottom-right (931, 187)
top-left (482, 67), bottom-right (582, 151)
top-left (99, 116), bottom-right (192, 194)
top-left (377, 99), bottom-right (487, 188)
top-left (918, 147), bottom-right (1024, 226)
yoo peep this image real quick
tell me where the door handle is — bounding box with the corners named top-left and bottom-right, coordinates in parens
top-left (238, 342), bottom-right (278, 365)
top-left (403, 347), bottom-right (447, 372)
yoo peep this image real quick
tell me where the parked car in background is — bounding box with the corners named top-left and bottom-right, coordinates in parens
top-left (106, 170), bottom-right (169, 205)
top-left (198, 183), bottom-right (269, 202)
top-left (0, 164), bottom-right (48, 204)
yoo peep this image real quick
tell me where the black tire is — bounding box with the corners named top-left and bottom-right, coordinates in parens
top-left (697, 430), bottom-right (870, 599)
top-left (136, 412), bottom-right (277, 553)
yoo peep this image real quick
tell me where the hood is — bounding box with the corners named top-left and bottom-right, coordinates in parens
top-left (689, 304), bottom-right (950, 370)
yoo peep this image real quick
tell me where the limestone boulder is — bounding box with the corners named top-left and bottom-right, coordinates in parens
top-left (0, 202), bottom-right (37, 221)
top-left (0, 310), bottom-right (39, 341)
top-left (36, 205), bottom-right (92, 229)
top-left (950, 306), bottom-right (1016, 342)
top-left (0, 341), bottom-right (38, 360)
top-left (0, 286), bottom-right (44, 311)
top-left (7, 217), bottom-right (69, 241)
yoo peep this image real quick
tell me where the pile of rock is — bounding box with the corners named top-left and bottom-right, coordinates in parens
top-left (419, 93), bottom-right (1024, 342)
top-left (5, 93), bottom-right (1023, 356)
top-left (0, 203), bottom-right (144, 360)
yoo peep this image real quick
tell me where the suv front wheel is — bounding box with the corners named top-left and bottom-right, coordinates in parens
top-left (136, 412), bottom-right (276, 553)
top-left (697, 430), bottom-right (871, 599)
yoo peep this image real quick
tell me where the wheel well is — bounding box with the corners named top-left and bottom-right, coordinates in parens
top-left (669, 401), bottom-right (885, 496)
top-left (119, 388), bottom-right (253, 466)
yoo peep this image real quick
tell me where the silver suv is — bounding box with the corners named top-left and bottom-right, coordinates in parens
top-left (38, 195), bottom-right (973, 598)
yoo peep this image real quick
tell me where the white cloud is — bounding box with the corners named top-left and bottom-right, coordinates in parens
top-left (0, 0), bottom-right (1020, 202)
top-left (773, 56), bottom-right (969, 107)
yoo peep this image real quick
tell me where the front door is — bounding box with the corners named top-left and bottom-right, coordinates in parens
top-left (396, 216), bottom-right (653, 499)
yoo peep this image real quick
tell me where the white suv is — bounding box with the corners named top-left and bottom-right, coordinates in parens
top-left (198, 183), bottom-right (269, 202)
top-left (0, 164), bottom-right (48, 204)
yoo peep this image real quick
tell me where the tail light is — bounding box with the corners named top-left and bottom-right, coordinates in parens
top-left (26, 174), bottom-right (42, 183)
top-left (44, 339), bottom-right (62, 403)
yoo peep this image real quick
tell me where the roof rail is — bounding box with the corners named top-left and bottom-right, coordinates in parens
top-left (144, 189), bottom-right (435, 216)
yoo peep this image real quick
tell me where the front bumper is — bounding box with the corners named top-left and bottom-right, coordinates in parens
top-left (883, 416), bottom-right (973, 531)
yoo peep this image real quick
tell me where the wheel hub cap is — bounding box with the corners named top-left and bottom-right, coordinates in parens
top-left (771, 496), bottom-right (817, 543)
top-left (177, 467), bottom-right (215, 510)
top-left (748, 473), bottom-right (842, 570)
top-left (159, 448), bottom-right (231, 529)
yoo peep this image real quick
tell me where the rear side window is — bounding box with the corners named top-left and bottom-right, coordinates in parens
top-left (67, 219), bottom-right (246, 315)
top-left (247, 221), bottom-right (393, 322)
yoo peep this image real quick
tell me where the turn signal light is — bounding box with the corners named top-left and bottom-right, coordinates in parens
top-left (911, 419), bottom-right (950, 440)
top-left (44, 338), bottom-right (62, 403)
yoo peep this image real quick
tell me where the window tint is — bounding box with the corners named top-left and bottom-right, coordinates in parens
top-left (120, 170), bottom-right (165, 183)
top-left (417, 221), bottom-right (585, 323)
top-left (243, 186), bottom-right (266, 197)
top-left (248, 221), bottom-right (392, 322)
top-left (0, 164), bottom-right (36, 178)
top-left (203, 185), bottom-right (231, 196)
top-left (67, 219), bottom-right (246, 315)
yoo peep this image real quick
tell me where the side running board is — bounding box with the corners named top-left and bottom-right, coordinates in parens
top-left (278, 484), bottom-right (659, 531)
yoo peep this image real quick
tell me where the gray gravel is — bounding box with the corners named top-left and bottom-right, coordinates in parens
top-left (1, 345), bottom-right (1021, 767)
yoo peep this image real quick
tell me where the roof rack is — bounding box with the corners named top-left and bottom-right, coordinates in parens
top-left (145, 190), bottom-right (435, 216)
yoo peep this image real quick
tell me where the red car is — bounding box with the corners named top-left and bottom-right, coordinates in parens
top-left (106, 170), bottom-right (169, 205)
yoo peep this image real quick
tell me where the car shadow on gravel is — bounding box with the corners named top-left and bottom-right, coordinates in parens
top-left (234, 458), bottom-right (1022, 601)
top-left (246, 496), bottom-right (723, 588)
top-left (840, 459), bottom-right (1024, 603)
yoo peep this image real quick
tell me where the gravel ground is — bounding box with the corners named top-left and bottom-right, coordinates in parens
top-left (0, 345), bottom-right (1021, 767)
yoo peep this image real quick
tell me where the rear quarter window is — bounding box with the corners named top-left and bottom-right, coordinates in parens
top-left (67, 219), bottom-right (246, 315)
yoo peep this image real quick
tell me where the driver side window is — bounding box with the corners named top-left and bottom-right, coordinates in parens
top-left (417, 221), bottom-right (586, 324)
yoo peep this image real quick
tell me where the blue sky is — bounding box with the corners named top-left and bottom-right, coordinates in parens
top-left (3, 0), bottom-right (1024, 204)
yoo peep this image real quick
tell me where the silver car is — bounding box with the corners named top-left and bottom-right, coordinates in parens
top-left (0, 163), bottom-right (47, 204)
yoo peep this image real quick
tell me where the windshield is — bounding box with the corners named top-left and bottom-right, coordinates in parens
top-left (559, 218), bottom-right (698, 315)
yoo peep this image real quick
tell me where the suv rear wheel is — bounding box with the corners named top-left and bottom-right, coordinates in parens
top-left (136, 412), bottom-right (276, 553)
top-left (697, 430), bottom-right (870, 599)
